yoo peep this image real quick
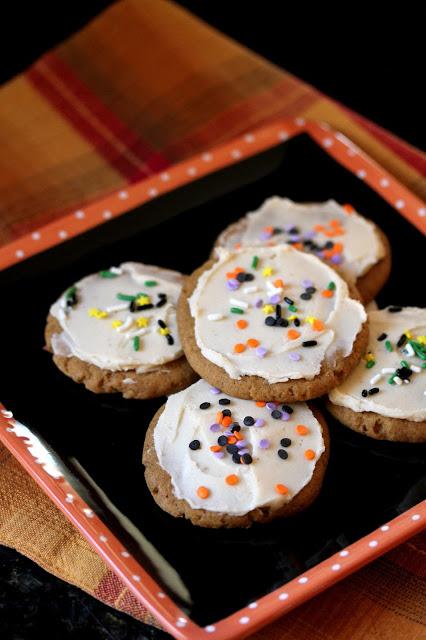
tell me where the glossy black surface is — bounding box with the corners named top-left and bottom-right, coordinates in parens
top-left (0, 134), bottom-right (425, 626)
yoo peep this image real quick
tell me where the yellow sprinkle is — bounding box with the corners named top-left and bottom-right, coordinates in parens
top-left (111, 320), bottom-right (123, 328)
top-left (288, 315), bottom-right (297, 321)
top-left (136, 317), bottom-right (150, 328)
top-left (418, 335), bottom-right (426, 345)
top-left (262, 266), bottom-right (273, 277)
top-left (136, 295), bottom-right (150, 306)
top-left (159, 327), bottom-right (170, 336)
top-left (262, 304), bottom-right (274, 314)
top-left (364, 352), bottom-right (375, 362)
top-left (305, 316), bottom-right (315, 325)
top-left (88, 307), bottom-right (108, 319)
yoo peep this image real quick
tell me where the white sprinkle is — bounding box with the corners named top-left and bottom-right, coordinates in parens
top-left (106, 303), bottom-right (129, 313)
top-left (229, 298), bottom-right (249, 309)
top-left (117, 316), bottom-right (133, 332)
top-left (278, 592), bottom-right (289, 600)
top-left (126, 328), bottom-right (148, 338)
top-left (239, 616), bottom-right (250, 625)
top-left (243, 285), bottom-right (258, 294)
top-left (123, 378), bottom-right (135, 385)
top-left (118, 190), bottom-right (129, 200)
top-left (369, 540), bottom-right (378, 548)
top-left (109, 266), bottom-right (123, 275)
top-left (176, 617), bottom-right (187, 627)
top-left (412, 514), bottom-right (420, 521)
top-left (423, 391), bottom-right (426, 396)
top-left (1, 410), bottom-right (13, 418)
top-left (207, 313), bottom-right (225, 321)
top-left (83, 508), bottom-right (94, 518)
top-left (32, 231), bottom-right (41, 240)
top-left (410, 365), bottom-right (421, 373)
top-left (100, 535), bottom-right (108, 542)
top-left (298, 576), bottom-right (308, 584)
top-left (339, 550), bottom-right (349, 557)
top-left (65, 494), bottom-right (74, 503)
top-left (403, 344), bottom-right (415, 357)
top-left (403, 379), bottom-right (410, 384)
top-left (394, 376), bottom-right (402, 386)
top-left (58, 309), bottom-right (66, 323)
top-left (381, 525), bottom-right (390, 532)
top-left (205, 625), bottom-right (216, 633)
top-left (60, 297), bottom-right (67, 309)
top-left (331, 563), bottom-right (341, 571)
top-left (357, 169), bottom-right (366, 179)
top-left (132, 575), bottom-right (141, 582)
top-left (75, 210), bottom-right (85, 219)
top-left (369, 373), bottom-right (382, 385)
top-left (381, 367), bottom-right (396, 374)
top-left (121, 551), bottom-right (130, 558)
top-left (248, 602), bottom-right (258, 609)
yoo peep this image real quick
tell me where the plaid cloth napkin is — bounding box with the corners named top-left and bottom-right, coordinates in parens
top-left (0, 0), bottom-right (425, 637)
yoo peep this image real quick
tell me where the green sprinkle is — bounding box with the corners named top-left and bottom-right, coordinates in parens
top-left (288, 305), bottom-right (298, 312)
top-left (133, 336), bottom-right (140, 351)
top-left (144, 280), bottom-right (158, 287)
top-left (327, 281), bottom-right (336, 291)
top-left (251, 256), bottom-right (259, 269)
top-left (409, 339), bottom-right (426, 360)
top-left (385, 340), bottom-right (393, 352)
top-left (422, 362), bottom-right (426, 368)
top-left (388, 375), bottom-right (396, 385)
top-left (65, 286), bottom-right (76, 299)
top-left (366, 360), bottom-right (376, 369)
top-left (400, 360), bottom-right (409, 368)
top-left (117, 293), bottom-right (136, 301)
top-left (99, 270), bottom-right (118, 278)
top-left (230, 307), bottom-right (244, 314)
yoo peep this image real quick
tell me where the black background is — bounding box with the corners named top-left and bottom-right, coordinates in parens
top-left (0, 2), bottom-right (424, 639)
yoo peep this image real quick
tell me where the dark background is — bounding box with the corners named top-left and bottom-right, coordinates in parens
top-left (0, 2), bottom-right (423, 640)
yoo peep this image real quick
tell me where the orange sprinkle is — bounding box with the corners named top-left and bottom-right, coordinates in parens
top-left (314, 224), bottom-right (325, 232)
top-left (293, 242), bottom-right (303, 250)
top-left (323, 249), bottom-right (334, 259)
top-left (256, 401), bottom-right (266, 407)
top-left (222, 416), bottom-right (232, 428)
top-left (216, 411), bottom-right (223, 424)
top-left (287, 329), bottom-right (301, 340)
top-left (263, 226), bottom-right (274, 234)
top-left (322, 289), bottom-right (334, 298)
top-left (226, 271), bottom-right (236, 279)
top-left (197, 486), bottom-right (210, 499)
top-left (330, 219), bottom-right (341, 227)
top-left (227, 436), bottom-right (237, 445)
top-left (274, 279), bottom-right (284, 288)
top-left (343, 203), bottom-right (354, 214)
top-left (234, 431), bottom-right (244, 440)
top-left (247, 338), bottom-right (260, 348)
top-left (234, 267), bottom-right (244, 274)
top-left (210, 445), bottom-right (222, 452)
top-left (234, 242), bottom-right (242, 249)
top-left (296, 424), bottom-right (309, 436)
top-left (313, 319), bottom-right (325, 331)
top-left (275, 484), bottom-right (289, 495)
top-left (225, 474), bottom-right (239, 486)
top-left (236, 319), bottom-right (248, 329)
top-left (234, 343), bottom-right (246, 353)
top-left (304, 449), bottom-right (316, 460)
top-left (324, 230), bottom-right (337, 237)
top-left (333, 242), bottom-right (344, 253)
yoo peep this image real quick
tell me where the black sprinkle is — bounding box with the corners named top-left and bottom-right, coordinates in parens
top-left (278, 449), bottom-right (288, 460)
top-left (284, 297), bottom-right (294, 305)
top-left (217, 436), bottom-right (228, 446)
top-left (241, 453), bottom-right (253, 465)
top-left (189, 439), bottom-right (201, 451)
top-left (388, 306), bottom-right (402, 313)
top-left (368, 387), bottom-right (380, 395)
top-left (219, 398), bottom-right (231, 405)
top-left (301, 293), bottom-right (312, 300)
top-left (199, 402), bottom-right (210, 410)
top-left (222, 409), bottom-right (232, 417)
top-left (157, 319), bottom-right (166, 328)
top-left (236, 272), bottom-right (246, 283)
top-left (271, 410), bottom-right (282, 419)
top-left (275, 304), bottom-right (282, 318)
top-left (243, 416), bottom-right (255, 426)
top-left (232, 453), bottom-right (241, 464)
top-left (230, 423), bottom-right (241, 432)
top-left (166, 334), bottom-right (174, 346)
top-left (306, 287), bottom-right (316, 294)
top-left (244, 273), bottom-right (255, 281)
top-left (377, 333), bottom-right (387, 341)
top-left (302, 340), bottom-right (318, 347)
top-left (131, 301), bottom-right (154, 312)
top-left (277, 318), bottom-right (289, 327)
top-left (156, 298), bottom-right (167, 308)
top-left (361, 389), bottom-right (368, 397)
top-left (396, 367), bottom-right (412, 380)
top-left (324, 241), bottom-right (334, 249)
top-left (265, 316), bottom-right (276, 326)
top-left (281, 405), bottom-right (293, 414)
top-left (288, 226), bottom-right (299, 235)
top-left (280, 438), bottom-right (292, 447)
top-left (397, 334), bottom-right (407, 348)
top-left (227, 444), bottom-right (239, 454)
top-left (294, 318), bottom-right (301, 327)
top-left (273, 227), bottom-right (283, 235)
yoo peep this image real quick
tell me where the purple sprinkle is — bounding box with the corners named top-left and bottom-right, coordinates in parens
top-left (302, 279), bottom-right (313, 288)
top-left (255, 418), bottom-right (265, 427)
top-left (255, 346), bottom-right (267, 358)
top-left (260, 231), bottom-right (272, 241)
top-left (269, 294), bottom-right (281, 304)
top-left (304, 231), bottom-right (316, 240)
top-left (290, 234), bottom-right (301, 242)
top-left (285, 224), bottom-right (294, 232)
top-left (259, 439), bottom-right (270, 449)
top-left (289, 352), bottom-right (301, 362)
top-left (210, 423), bottom-right (221, 432)
top-left (227, 279), bottom-right (239, 291)
top-left (281, 412), bottom-right (290, 421)
top-left (266, 402), bottom-right (277, 410)
top-left (331, 254), bottom-right (342, 264)
top-left (238, 448), bottom-right (250, 455)
top-left (214, 451), bottom-right (225, 459)
top-left (255, 298), bottom-right (263, 308)
top-left (223, 430), bottom-right (233, 437)
top-left (210, 387), bottom-right (221, 394)
top-left (236, 440), bottom-right (248, 448)
top-left (317, 251), bottom-right (325, 259)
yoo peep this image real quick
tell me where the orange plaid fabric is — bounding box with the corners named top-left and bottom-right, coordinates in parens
top-left (0, 0), bottom-right (425, 637)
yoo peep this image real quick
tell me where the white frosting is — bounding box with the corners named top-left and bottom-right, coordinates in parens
top-left (154, 380), bottom-right (325, 515)
top-left (217, 197), bottom-right (385, 282)
top-left (50, 263), bottom-right (183, 372)
top-left (189, 246), bottom-right (366, 382)
top-left (329, 307), bottom-right (426, 421)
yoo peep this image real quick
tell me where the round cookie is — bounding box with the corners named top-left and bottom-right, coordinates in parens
top-left (45, 263), bottom-right (197, 399)
top-left (327, 306), bottom-right (426, 442)
top-left (177, 245), bottom-right (368, 402)
top-left (143, 379), bottom-right (329, 528)
top-left (214, 198), bottom-right (391, 303)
